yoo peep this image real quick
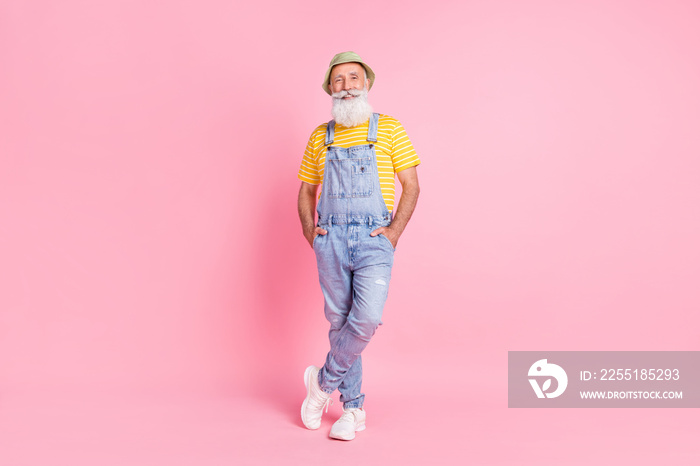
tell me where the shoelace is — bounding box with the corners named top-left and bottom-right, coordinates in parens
top-left (322, 397), bottom-right (333, 413)
top-left (311, 390), bottom-right (333, 413)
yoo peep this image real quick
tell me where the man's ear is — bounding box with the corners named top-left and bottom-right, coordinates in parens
top-left (365, 78), bottom-right (371, 90)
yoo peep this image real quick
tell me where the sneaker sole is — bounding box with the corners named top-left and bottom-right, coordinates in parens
top-left (329, 423), bottom-right (365, 441)
top-left (301, 366), bottom-right (320, 430)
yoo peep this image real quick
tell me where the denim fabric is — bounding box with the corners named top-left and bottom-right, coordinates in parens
top-left (313, 113), bottom-right (395, 409)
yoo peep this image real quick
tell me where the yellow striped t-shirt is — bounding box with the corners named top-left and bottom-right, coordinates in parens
top-left (298, 114), bottom-right (420, 212)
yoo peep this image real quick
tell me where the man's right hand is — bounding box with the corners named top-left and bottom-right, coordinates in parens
top-left (306, 226), bottom-right (328, 248)
top-left (298, 182), bottom-right (328, 248)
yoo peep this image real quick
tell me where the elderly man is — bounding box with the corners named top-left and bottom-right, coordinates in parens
top-left (297, 51), bottom-right (420, 440)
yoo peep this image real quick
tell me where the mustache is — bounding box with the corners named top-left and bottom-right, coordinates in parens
top-left (331, 89), bottom-right (366, 99)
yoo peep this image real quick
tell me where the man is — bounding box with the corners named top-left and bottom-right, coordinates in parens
top-left (297, 51), bottom-right (420, 441)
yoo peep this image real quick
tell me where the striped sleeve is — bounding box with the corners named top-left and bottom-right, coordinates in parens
top-left (298, 126), bottom-right (324, 184)
top-left (390, 120), bottom-right (420, 172)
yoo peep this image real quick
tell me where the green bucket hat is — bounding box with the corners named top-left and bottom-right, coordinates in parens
top-left (322, 51), bottom-right (375, 95)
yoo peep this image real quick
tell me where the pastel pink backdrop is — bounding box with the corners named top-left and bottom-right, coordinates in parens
top-left (1, 0), bottom-right (699, 465)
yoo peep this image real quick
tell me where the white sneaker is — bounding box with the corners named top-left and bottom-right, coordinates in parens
top-left (329, 408), bottom-right (366, 440)
top-left (301, 365), bottom-right (332, 430)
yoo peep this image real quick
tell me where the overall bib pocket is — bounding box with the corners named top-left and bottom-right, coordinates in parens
top-left (326, 154), bottom-right (373, 199)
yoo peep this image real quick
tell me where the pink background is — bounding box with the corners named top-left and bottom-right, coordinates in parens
top-left (1, 0), bottom-right (699, 464)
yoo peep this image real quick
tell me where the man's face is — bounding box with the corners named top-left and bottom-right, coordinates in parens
top-left (329, 62), bottom-right (370, 98)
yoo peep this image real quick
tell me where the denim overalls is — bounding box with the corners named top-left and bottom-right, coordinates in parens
top-left (313, 113), bottom-right (395, 409)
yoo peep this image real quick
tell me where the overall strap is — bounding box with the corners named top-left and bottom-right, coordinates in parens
top-left (325, 120), bottom-right (336, 145)
top-left (367, 113), bottom-right (379, 142)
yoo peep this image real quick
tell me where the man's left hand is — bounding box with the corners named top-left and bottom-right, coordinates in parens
top-left (368, 167), bottom-right (419, 251)
top-left (370, 226), bottom-right (399, 249)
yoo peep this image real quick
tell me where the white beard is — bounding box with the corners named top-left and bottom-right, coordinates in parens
top-left (331, 88), bottom-right (373, 127)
